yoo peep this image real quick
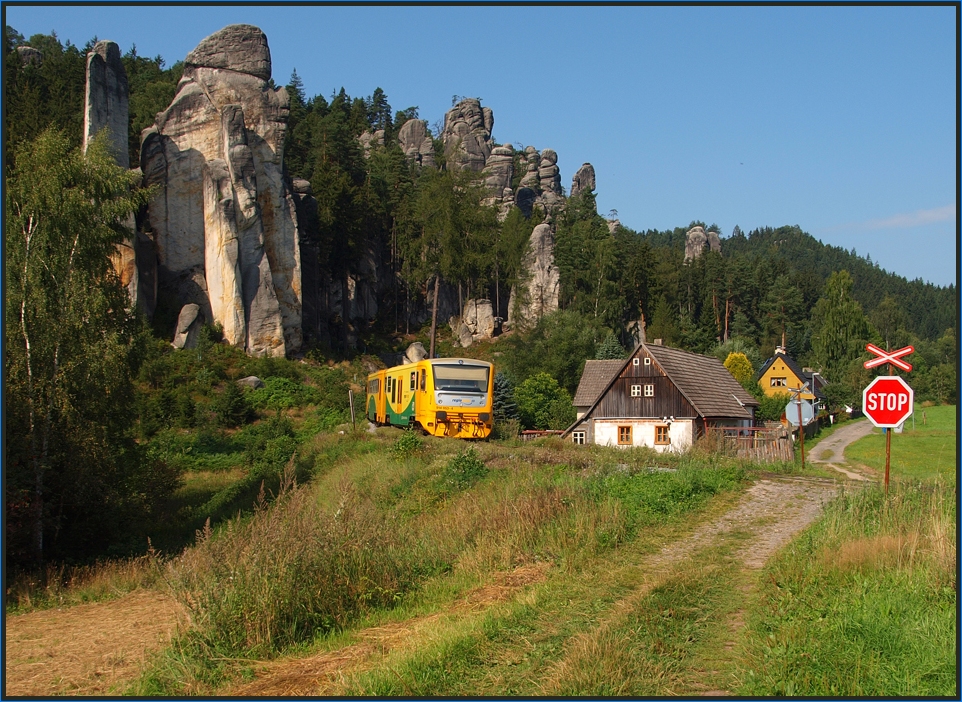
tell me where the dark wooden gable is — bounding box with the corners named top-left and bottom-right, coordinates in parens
top-left (588, 346), bottom-right (697, 420)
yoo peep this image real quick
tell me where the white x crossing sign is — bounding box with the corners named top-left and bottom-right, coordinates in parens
top-left (864, 343), bottom-right (914, 372)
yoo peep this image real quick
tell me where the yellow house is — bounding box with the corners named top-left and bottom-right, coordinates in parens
top-left (755, 347), bottom-right (826, 408)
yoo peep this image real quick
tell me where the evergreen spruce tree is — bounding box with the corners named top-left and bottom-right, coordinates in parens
top-left (492, 371), bottom-right (519, 422)
top-left (595, 332), bottom-right (626, 359)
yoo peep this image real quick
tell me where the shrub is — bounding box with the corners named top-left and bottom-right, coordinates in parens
top-left (211, 382), bottom-right (251, 428)
top-left (392, 430), bottom-right (425, 460)
top-left (441, 447), bottom-right (488, 490)
top-left (515, 373), bottom-right (575, 430)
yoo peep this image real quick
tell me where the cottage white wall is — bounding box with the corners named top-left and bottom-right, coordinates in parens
top-left (593, 419), bottom-right (693, 453)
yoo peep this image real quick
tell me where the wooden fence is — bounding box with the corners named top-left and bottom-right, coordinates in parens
top-left (703, 426), bottom-right (794, 463)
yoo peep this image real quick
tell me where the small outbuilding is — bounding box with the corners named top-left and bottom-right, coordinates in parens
top-left (563, 341), bottom-right (759, 452)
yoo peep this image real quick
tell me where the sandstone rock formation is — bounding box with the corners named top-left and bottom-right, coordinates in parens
top-left (519, 147), bottom-right (540, 189)
top-left (140, 24), bottom-right (301, 357)
top-left (397, 119), bottom-right (435, 168)
top-left (237, 375), bottom-right (265, 389)
top-left (358, 129), bottom-right (385, 156)
top-left (536, 149), bottom-right (565, 212)
top-left (442, 98), bottom-right (493, 172)
top-left (84, 40), bottom-right (129, 168)
top-left (171, 303), bottom-right (202, 349)
top-left (404, 342), bottom-right (428, 364)
top-left (508, 223), bottom-right (560, 329)
top-left (482, 145), bottom-right (514, 201)
top-left (707, 229), bottom-right (722, 253)
top-left (83, 40), bottom-right (156, 316)
top-left (452, 299), bottom-right (497, 347)
top-left (684, 225), bottom-right (722, 261)
top-left (570, 163), bottom-right (596, 198)
top-left (15, 45), bottom-right (42, 66)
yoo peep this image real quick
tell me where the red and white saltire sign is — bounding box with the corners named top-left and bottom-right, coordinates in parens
top-left (864, 343), bottom-right (914, 372)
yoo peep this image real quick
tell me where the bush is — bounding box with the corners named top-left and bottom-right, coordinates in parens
top-left (755, 391), bottom-right (792, 422)
top-left (440, 447), bottom-right (488, 490)
top-left (247, 376), bottom-right (322, 411)
top-left (392, 430), bottom-right (425, 460)
top-left (211, 382), bottom-right (251, 428)
top-left (515, 373), bottom-right (575, 430)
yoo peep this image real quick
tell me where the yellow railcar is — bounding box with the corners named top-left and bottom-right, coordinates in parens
top-left (366, 358), bottom-right (494, 439)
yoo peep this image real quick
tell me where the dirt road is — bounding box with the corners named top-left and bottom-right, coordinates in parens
top-left (807, 418), bottom-right (875, 480)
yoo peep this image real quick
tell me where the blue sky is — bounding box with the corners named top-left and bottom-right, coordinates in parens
top-left (5, 4), bottom-right (957, 286)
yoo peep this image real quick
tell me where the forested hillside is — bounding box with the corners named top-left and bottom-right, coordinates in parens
top-left (3, 26), bottom-right (956, 570)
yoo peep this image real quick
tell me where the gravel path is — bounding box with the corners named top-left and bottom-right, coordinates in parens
top-left (806, 418), bottom-right (875, 480)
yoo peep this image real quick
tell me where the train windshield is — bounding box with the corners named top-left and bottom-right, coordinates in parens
top-left (432, 363), bottom-right (489, 393)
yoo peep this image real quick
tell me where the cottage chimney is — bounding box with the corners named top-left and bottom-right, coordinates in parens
top-left (653, 338), bottom-right (663, 346)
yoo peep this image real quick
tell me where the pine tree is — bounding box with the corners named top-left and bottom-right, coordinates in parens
top-left (595, 332), bottom-right (626, 359)
top-left (492, 371), bottom-right (519, 422)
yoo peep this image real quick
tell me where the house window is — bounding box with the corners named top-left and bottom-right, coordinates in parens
top-left (632, 358), bottom-right (640, 366)
top-left (631, 384), bottom-right (642, 397)
top-left (618, 426), bottom-right (632, 445)
top-left (644, 384), bottom-right (655, 397)
top-left (770, 377), bottom-right (787, 387)
top-left (655, 425), bottom-right (670, 445)
top-left (644, 357), bottom-right (652, 366)
top-left (572, 431), bottom-right (586, 445)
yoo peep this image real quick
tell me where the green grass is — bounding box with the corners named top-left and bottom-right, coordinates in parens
top-left (735, 481), bottom-right (957, 697)
top-left (844, 404), bottom-right (957, 481)
top-left (129, 440), bottom-right (754, 695)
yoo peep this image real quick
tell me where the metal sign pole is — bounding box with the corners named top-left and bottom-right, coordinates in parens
top-left (797, 399), bottom-right (805, 471)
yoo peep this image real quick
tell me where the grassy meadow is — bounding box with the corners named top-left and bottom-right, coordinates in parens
top-left (845, 403), bottom-right (957, 481)
top-left (6, 338), bottom-right (955, 696)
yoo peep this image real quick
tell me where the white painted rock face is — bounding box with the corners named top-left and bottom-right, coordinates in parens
top-left (141, 24), bottom-right (301, 356)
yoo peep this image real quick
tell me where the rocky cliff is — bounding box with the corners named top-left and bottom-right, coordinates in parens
top-left (91, 26), bottom-right (606, 354)
top-left (684, 225), bottom-right (722, 261)
top-left (140, 24), bottom-right (301, 356)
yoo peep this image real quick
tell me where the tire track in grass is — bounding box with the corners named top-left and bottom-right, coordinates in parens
top-left (539, 477), bottom-right (838, 697)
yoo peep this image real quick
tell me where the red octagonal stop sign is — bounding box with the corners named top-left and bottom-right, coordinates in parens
top-left (862, 376), bottom-right (914, 428)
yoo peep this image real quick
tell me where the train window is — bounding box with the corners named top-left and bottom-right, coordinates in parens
top-left (432, 363), bottom-right (490, 392)
top-left (420, 369), bottom-right (426, 391)
top-left (410, 371), bottom-right (416, 391)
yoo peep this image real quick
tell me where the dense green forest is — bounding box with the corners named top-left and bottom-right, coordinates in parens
top-left (3, 27), bottom-right (956, 570)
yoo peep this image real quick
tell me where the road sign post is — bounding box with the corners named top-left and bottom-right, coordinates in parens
top-left (785, 383), bottom-right (811, 471)
top-left (862, 344), bottom-right (915, 492)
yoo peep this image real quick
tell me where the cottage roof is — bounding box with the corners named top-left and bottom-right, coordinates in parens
top-left (756, 350), bottom-right (827, 400)
top-left (572, 360), bottom-right (624, 406)
top-left (645, 344), bottom-right (759, 418)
